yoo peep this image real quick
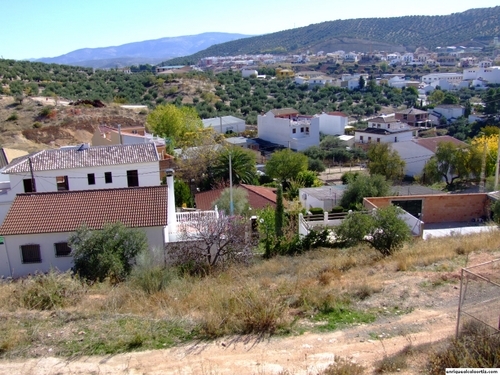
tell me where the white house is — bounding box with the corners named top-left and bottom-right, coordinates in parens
top-left (299, 186), bottom-right (347, 212)
top-left (421, 73), bottom-right (463, 85)
top-left (0, 143), bottom-right (161, 225)
top-left (430, 104), bottom-right (465, 124)
top-left (257, 108), bottom-right (319, 151)
top-left (241, 68), bottom-right (258, 78)
top-left (462, 66), bottom-right (500, 84)
top-left (202, 116), bottom-right (246, 134)
top-left (354, 115), bottom-right (416, 145)
top-left (317, 112), bottom-right (348, 136)
top-left (0, 185), bottom-right (169, 278)
top-left (390, 136), bottom-right (466, 177)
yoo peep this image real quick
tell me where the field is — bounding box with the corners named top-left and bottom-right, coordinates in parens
top-left (0, 230), bottom-right (499, 374)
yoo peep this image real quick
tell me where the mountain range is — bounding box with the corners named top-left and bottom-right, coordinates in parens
top-left (33, 7), bottom-right (500, 69)
top-left (34, 32), bottom-right (252, 69)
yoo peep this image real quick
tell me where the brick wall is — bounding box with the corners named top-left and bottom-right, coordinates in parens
top-left (364, 194), bottom-right (489, 223)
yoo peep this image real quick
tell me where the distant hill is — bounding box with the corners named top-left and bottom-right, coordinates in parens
top-left (164, 7), bottom-right (500, 65)
top-left (34, 32), bottom-right (253, 68)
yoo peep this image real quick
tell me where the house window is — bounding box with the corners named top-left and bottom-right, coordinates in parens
top-left (306, 127), bottom-right (309, 133)
top-left (56, 176), bottom-right (69, 191)
top-left (55, 242), bottom-right (72, 257)
top-left (292, 128), bottom-right (296, 134)
top-left (368, 137), bottom-right (372, 142)
top-left (127, 170), bottom-right (139, 187)
top-left (87, 173), bottom-right (95, 185)
top-left (105, 172), bottom-right (112, 184)
top-left (360, 136), bottom-right (364, 143)
top-left (300, 127), bottom-right (304, 133)
top-left (395, 137), bottom-right (398, 142)
top-left (388, 124), bottom-right (391, 128)
top-left (21, 244), bottom-right (41, 263)
top-left (23, 178), bottom-right (35, 193)
top-left (377, 138), bottom-right (380, 143)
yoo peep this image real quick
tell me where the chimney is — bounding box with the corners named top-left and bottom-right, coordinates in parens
top-left (166, 169), bottom-right (177, 242)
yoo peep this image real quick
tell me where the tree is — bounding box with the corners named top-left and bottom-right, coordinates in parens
top-left (422, 141), bottom-right (480, 188)
top-left (340, 174), bottom-right (390, 209)
top-left (428, 89), bottom-right (445, 105)
top-left (174, 179), bottom-right (194, 208)
top-left (69, 222), bottom-right (148, 283)
top-left (214, 187), bottom-right (250, 216)
top-left (359, 75), bottom-right (366, 90)
top-left (212, 146), bottom-right (258, 185)
top-left (265, 149), bottom-right (308, 183)
top-left (335, 205), bottom-right (411, 256)
top-left (167, 213), bottom-right (254, 274)
top-left (146, 104), bottom-right (203, 148)
top-left (367, 143), bottom-right (406, 181)
top-left (275, 184), bottom-right (284, 237)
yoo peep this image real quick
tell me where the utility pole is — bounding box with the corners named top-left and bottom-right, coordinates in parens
top-left (495, 132), bottom-right (500, 191)
top-left (229, 152), bottom-right (234, 216)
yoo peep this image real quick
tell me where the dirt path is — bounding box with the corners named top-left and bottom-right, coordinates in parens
top-left (0, 305), bottom-right (457, 375)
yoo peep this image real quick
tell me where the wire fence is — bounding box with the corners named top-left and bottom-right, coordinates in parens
top-left (456, 258), bottom-right (500, 337)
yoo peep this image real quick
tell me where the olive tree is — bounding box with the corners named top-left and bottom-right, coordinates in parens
top-left (335, 205), bottom-right (411, 256)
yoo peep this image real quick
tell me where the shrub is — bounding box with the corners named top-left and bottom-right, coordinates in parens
top-left (320, 357), bottom-right (365, 375)
top-left (129, 248), bottom-right (175, 294)
top-left (69, 222), bottom-right (148, 283)
top-left (6, 113), bottom-right (18, 121)
top-left (309, 207), bottom-right (324, 215)
top-left (11, 271), bottom-right (85, 310)
top-left (331, 206), bottom-right (344, 213)
top-left (32, 122), bottom-right (42, 129)
top-left (427, 321), bottom-right (500, 373)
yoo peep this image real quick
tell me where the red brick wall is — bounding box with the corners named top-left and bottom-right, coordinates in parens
top-left (364, 194), bottom-right (489, 223)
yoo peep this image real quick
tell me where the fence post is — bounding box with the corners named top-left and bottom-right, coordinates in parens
top-left (324, 211), bottom-right (328, 225)
top-left (456, 268), bottom-right (465, 338)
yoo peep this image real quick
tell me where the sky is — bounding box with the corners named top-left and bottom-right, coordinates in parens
top-left (1, 0), bottom-right (499, 60)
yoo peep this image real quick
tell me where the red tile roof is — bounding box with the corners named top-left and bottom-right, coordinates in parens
top-left (415, 136), bottom-right (466, 153)
top-left (195, 185), bottom-right (277, 211)
top-left (0, 186), bottom-right (168, 235)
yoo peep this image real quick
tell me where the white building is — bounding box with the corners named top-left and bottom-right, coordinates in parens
top-left (202, 116), bottom-right (246, 134)
top-left (257, 109), bottom-right (319, 151)
top-left (299, 186), bottom-right (347, 212)
top-left (241, 68), bottom-right (258, 78)
top-left (0, 143), bottom-right (161, 225)
top-left (0, 185), bottom-right (169, 278)
top-left (317, 112), bottom-right (348, 136)
top-left (462, 66), bottom-right (500, 84)
top-left (421, 73), bottom-right (463, 85)
top-left (354, 115), bottom-right (416, 145)
top-left (430, 105), bottom-right (465, 125)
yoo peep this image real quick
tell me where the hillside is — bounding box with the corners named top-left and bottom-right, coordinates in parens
top-left (165, 6), bottom-right (500, 65)
top-left (34, 32), bottom-right (252, 69)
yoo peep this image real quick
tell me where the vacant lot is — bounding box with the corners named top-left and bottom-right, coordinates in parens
top-left (0, 230), bottom-right (499, 374)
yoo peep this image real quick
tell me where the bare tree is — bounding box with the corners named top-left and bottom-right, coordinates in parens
top-left (167, 213), bottom-right (255, 274)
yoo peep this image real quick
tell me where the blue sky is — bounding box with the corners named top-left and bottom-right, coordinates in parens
top-left (1, 0), bottom-right (499, 60)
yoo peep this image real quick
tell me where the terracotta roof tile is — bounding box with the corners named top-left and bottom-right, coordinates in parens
top-left (195, 185), bottom-right (277, 211)
top-left (415, 136), bottom-right (466, 153)
top-left (3, 143), bottom-right (159, 174)
top-left (0, 186), bottom-right (168, 235)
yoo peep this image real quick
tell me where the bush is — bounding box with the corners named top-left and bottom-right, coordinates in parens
top-left (32, 121), bottom-right (42, 128)
top-left (428, 321), bottom-right (500, 373)
top-left (69, 222), bottom-right (148, 283)
top-left (331, 206), bottom-right (344, 213)
top-left (321, 357), bottom-right (365, 375)
top-left (11, 271), bottom-right (85, 310)
top-left (6, 113), bottom-right (18, 121)
top-left (129, 248), bottom-right (175, 294)
top-left (309, 207), bottom-right (324, 215)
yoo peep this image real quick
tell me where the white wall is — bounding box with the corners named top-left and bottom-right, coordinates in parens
top-left (390, 141), bottom-right (434, 177)
top-left (4, 162), bottom-right (160, 199)
top-left (434, 106), bottom-right (464, 120)
top-left (355, 130), bottom-right (413, 144)
top-left (257, 114), bottom-right (319, 151)
top-left (3, 226), bottom-right (165, 278)
top-left (317, 113), bottom-right (347, 135)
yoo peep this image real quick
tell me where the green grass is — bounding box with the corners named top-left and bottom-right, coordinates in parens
top-left (313, 304), bottom-right (376, 332)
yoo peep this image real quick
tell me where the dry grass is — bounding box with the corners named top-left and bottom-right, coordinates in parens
top-left (0, 231), bottom-right (499, 359)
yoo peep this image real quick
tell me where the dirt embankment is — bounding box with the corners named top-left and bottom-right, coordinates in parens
top-left (0, 96), bottom-right (147, 151)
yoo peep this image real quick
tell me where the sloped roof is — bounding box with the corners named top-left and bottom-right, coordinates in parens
top-left (0, 148), bottom-right (29, 169)
top-left (195, 184), bottom-right (277, 211)
top-left (270, 108), bottom-right (299, 117)
top-left (202, 116), bottom-right (245, 127)
top-left (396, 108), bottom-right (428, 115)
top-left (3, 143), bottom-right (159, 174)
top-left (326, 111), bottom-right (348, 117)
top-left (0, 186), bottom-right (168, 235)
top-left (369, 115), bottom-right (400, 123)
top-left (415, 136), bottom-right (466, 153)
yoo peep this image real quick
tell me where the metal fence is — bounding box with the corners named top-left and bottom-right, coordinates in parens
top-left (456, 258), bottom-right (500, 337)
